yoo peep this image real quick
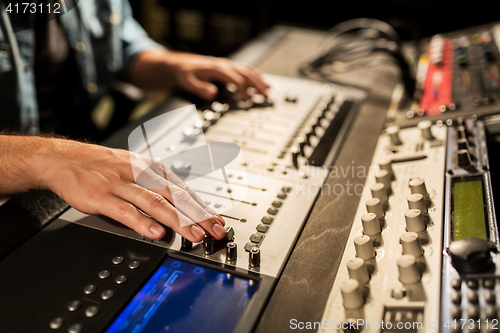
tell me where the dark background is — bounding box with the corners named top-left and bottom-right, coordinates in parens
top-left (129, 0), bottom-right (500, 57)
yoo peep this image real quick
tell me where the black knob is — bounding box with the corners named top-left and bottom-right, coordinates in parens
top-left (249, 247), bottom-right (261, 267)
top-left (447, 237), bottom-right (495, 273)
top-left (226, 242), bottom-right (237, 261)
top-left (181, 237), bottom-right (192, 250)
top-left (203, 237), bottom-right (215, 255)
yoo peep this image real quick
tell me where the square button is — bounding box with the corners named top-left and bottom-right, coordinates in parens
top-left (256, 224), bottom-right (269, 233)
top-left (250, 233), bottom-right (264, 243)
top-left (261, 216), bottom-right (274, 224)
top-left (267, 208), bottom-right (278, 215)
top-left (272, 201), bottom-right (283, 208)
top-left (277, 192), bottom-right (287, 199)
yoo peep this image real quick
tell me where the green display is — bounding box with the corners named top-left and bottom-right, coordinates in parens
top-left (453, 179), bottom-right (488, 241)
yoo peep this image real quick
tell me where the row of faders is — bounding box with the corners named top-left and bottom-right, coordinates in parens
top-left (319, 120), bottom-right (447, 332)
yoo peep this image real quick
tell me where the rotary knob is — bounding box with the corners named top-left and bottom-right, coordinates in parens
top-left (354, 235), bottom-right (376, 260)
top-left (386, 126), bottom-right (403, 145)
top-left (375, 169), bottom-right (392, 195)
top-left (365, 197), bottom-right (384, 220)
top-left (249, 247), bottom-right (261, 268)
top-left (341, 279), bottom-right (365, 310)
top-left (404, 209), bottom-right (426, 233)
top-left (226, 242), bottom-right (237, 261)
top-left (347, 258), bottom-right (370, 285)
top-left (409, 178), bottom-right (430, 204)
top-left (397, 255), bottom-right (421, 284)
top-left (400, 232), bottom-right (423, 257)
top-left (203, 237), bottom-right (215, 255)
top-left (361, 213), bottom-right (381, 236)
top-left (447, 237), bottom-right (495, 273)
top-left (418, 120), bottom-right (435, 141)
top-left (181, 237), bottom-right (193, 250)
top-left (407, 194), bottom-right (427, 214)
top-left (370, 183), bottom-right (388, 208)
top-left (379, 158), bottom-right (395, 180)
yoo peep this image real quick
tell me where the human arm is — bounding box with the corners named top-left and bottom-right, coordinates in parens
top-left (0, 134), bottom-right (226, 242)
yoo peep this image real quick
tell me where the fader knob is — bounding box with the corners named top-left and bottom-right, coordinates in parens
top-left (407, 194), bottom-right (427, 214)
top-left (346, 258), bottom-right (370, 285)
top-left (409, 178), bottom-right (429, 201)
top-left (354, 235), bottom-right (376, 260)
top-left (361, 213), bottom-right (381, 236)
top-left (404, 209), bottom-right (426, 233)
top-left (379, 158), bottom-right (395, 180)
top-left (370, 183), bottom-right (388, 208)
top-left (397, 255), bottom-right (421, 284)
top-left (386, 126), bottom-right (403, 145)
top-left (457, 149), bottom-right (472, 167)
top-left (400, 232), bottom-right (423, 257)
top-left (341, 279), bottom-right (365, 310)
top-left (457, 138), bottom-right (471, 152)
top-left (365, 197), bottom-right (384, 220)
top-left (375, 170), bottom-right (392, 194)
top-left (418, 120), bottom-right (435, 141)
top-left (249, 247), bottom-right (261, 268)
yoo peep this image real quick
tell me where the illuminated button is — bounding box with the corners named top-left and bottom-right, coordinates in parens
top-left (341, 279), bottom-right (364, 310)
top-left (112, 256), bottom-right (124, 265)
top-left (83, 284), bottom-right (97, 295)
top-left (128, 261), bottom-right (140, 270)
top-left (49, 317), bottom-right (64, 329)
top-left (115, 275), bottom-right (128, 284)
top-left (85, 306), bottom-right (99, 318)
top-left (400, 232), bottom-right (423, 257)
top-left (354, 235), bottom-right (376, 260)
top-left (365, 197), bottom-right (384, 220)
top-left (67, 300), bottom-right (82, 312)
top-left (361, 213), bottom-right (381, 236)
top-left (261, 216), bottom-right (273, 224)
top-left (407, 194), bottom-right (427, 214)
top-left (101, 290), bottom-right (115, 300)
top-left (98, 270), bottom-right (111, 279)
top-left (397, 255), bottom-right (421, 284)
top-left (346, 258), bottom-right (370, 285)
top-left (404, 209), bottom-right (426, 233)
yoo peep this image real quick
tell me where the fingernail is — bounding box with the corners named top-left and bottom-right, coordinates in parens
top-left (212, 223), bottom-right (226, 238)
top-left (150, 224), bottom-right (165, 239)
top-left (191, 224), bottom-right (205, 240)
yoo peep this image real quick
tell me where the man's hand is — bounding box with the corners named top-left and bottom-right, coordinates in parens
top-left (0, 135), bottom-right (225, 242)
top-left (129, 50), bottom-right (270, 101)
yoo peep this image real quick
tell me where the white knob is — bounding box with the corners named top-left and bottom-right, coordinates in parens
top-left (418, 120), bottom-right (435, 140)
top-left (361, 213), bottom-right (381, 236)
top-left (407, 194), bottom-right (427, 214)
top-left (341, 279), bottom-right (365, 310)
top-left (354, 235), bottom-right (376, 260)
top-left (375, 169), bottom-right (392, 194)
top-left (347, 258), bottom-right (370, 285)
top-left (365, 197), bottom-right (384, 220)
top-left (386, 126), bottom-right (402, 145)
top-left (409, 178), bottom-right (429, 200)
top-left (379, 158), bottom-right (395, 180)
top-left (400, 232), bottom-right (423, 257)
top-left (370, 183), bottom-right (388, 207)
top-left (397, 255), bottom-right (421, 284)
top-left (404, 209), bottom-right (426, 233)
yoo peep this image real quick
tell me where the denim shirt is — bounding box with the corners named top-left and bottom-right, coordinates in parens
top-left (0, 0), bottom-right (163, 134)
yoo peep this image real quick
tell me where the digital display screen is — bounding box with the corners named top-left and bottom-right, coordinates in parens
top-left (106, 257), bottom-right (258, 333)
top-left (452, 178), bottom-right (488, 241)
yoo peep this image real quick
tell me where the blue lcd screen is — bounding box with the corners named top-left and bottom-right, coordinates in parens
top-left (106, 257), bottom-right (258, 333)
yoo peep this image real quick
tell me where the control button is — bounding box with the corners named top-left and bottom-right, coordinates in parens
top-left (85, 306), bottom-right (99, 318)
top-left (171, 159), bottom-right (192, 177)
top-left (182, 127), bottom-right (201, 141)
top-left (98, 270), bottom-right (111, 279)
top-left (223, 226), bottom-right (235, 242)
top-left (282, 186), bottom-right (292, 193)
top-left (361, 213), bottom-right (381, 236)
top-left (181, 237), bottom-right (193, 249)
top-left (404, 209), bottom-right (426, 233)
top-left (375, 170), bottom-right (392, 195)
top-left (101, 290), bottom-right (115, 300)
top-left (67, 300), bottom-right (82, 312)
top-left (400, 232), bottom-right (423, 257)
top-left (115, 275), bottom-right (128, 285)
top-left (250, 233), bottom-right (264, 243)
top-left (83, 284), bottom-right (97, 295)
top-left (249, 247), bottom-right (261, 268)
top-left (379, 158), bottom-right (395, 180)
top-left (210, 101), bottom-right (229, 113)
top-left (244, 242), bottom-right (258, 252)
top-left (397, 255), bottom-right (421, 284)
top-left (271, 201), bottom-right (283, 208)
top-left (112, 256), bottom-right (124, 265)
top-left (267, 208), bottom-right (278, 215)
top-left (128, 260), bottom-right (140, 270)
top-left (277, 192), bottom-right (287, 200)
top-left (370, 183), bottom-right (388, 209)
top-left (467, 305), bottom-right (480, 319)
top-left (256, 224), bottom-right (269, 233)
top-left (418, 120), bottom-right (435, 140)
top-left (226, 242), bottom-right (237, 261)
top-left (354, 235), bottom-right (376, 260)
top-left (483, 278), bottom-right (495, 289)
top-left (485, 306), bottom-right (496, 319)
top-left (203, 237), bottom-right (215, 255)
top-left (386, 125), bottom-right (403, 145)
top-left (457, 138), bottom-right (471, 152)
top-left (346, 258), bottom-right (370, 285)
top-left (467, 290), bottom-right (479, 304)
top-left (407, 194), bottom-right (427, 214)
top-left (261, 216), bottom-right (273, 224)
top-left (466, 279), bottom-right (479, 290)
top-left (451, 306), bottom-right (462, 319)
top-left (68, 323), bottom-right (82, 333)
top-left (340, 279), bottom-right (365, 310)
top-left (409, 178), bottom-right (429, 202)
top-left (457, 149), bottom-right (472, 168)
top-left (451, 278), bottom-right (462, 290)
top-left (365, 197), bottom-right (384, 220)
top-left (285, 94), bottom-right (298, 103)
top-left (447, 237), bottom-right (495, 273)
top-left (49, 317), bottom-right (64, 330)
top-left (451, 291), bottom-right (462, 304)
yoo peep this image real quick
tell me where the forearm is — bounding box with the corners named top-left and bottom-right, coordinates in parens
top-left (128, 49), bottom-right (177, 91)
